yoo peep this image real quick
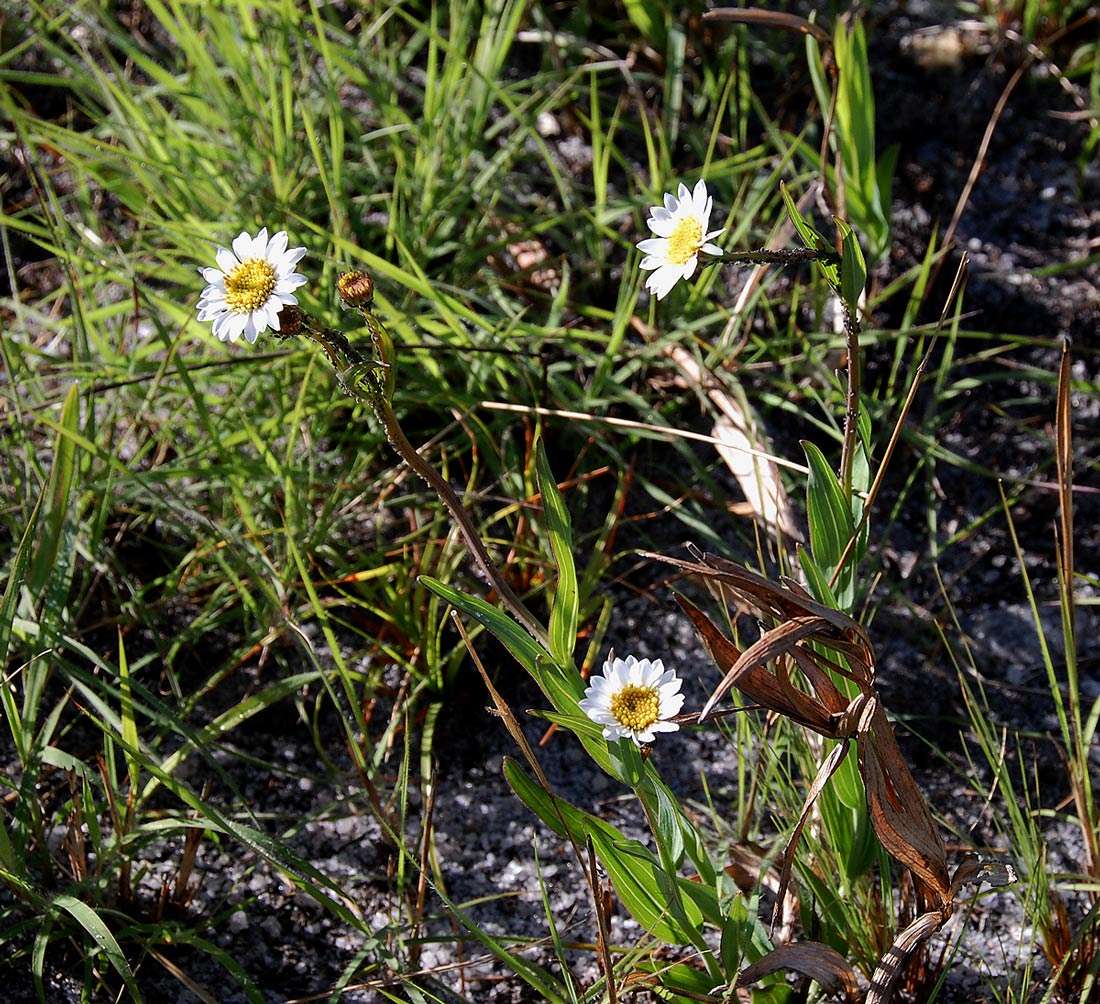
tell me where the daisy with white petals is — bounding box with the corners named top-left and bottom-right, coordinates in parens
top-left (197, 228), bottom-right (307, 343)
top-left (579, 654), bottom-right (685, 746)
top-left (637, 179), bottom-right (724, 300)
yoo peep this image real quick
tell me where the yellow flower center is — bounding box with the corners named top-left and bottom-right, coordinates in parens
top-left (224, 258), bottom-right (276, 313)
top-left (610, 685), bottom-right (660, 732)
top-left (665, 217), bottom-right (703, 265)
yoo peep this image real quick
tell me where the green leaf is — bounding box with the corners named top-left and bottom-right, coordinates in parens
top-left (535, 441), bottom-right (579, 669)
top-left (798, 546), bottom-right (838, 608)
top-left (29, 384), bottom-right (81, 595)
top-left (623, 0), bottom-right (667, 50)
top-left (52, 895), bottom-right (142, 1002)
top-left (0, 491), bottom-right (43, 762)
top-left (650, 778), bottom-right (686, 869)
top-left (720, 909), bottom-right (744, 975)
top-left (504, 759), bottom-right (712, 945)
top-left (836, 217), bottom-right (867, 310)
top-left (117, 631), bottom-right (141, 793)
top-left (780, 182), bottom-right (840, 288)
top-left (419, 575), bottom-right (547, 677)
top-left (801, 441), bottom-right (853, 571)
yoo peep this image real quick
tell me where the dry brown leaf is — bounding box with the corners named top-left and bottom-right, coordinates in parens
top-left (665, 346), bottom-right (800, 540)
top-left (866, 911), bottom-right (942, 1004)
top-left (699, 615), bottom-right (833, 721)
top-left (858, 703), bottom-right (951, 906)
top-left (736, 941), bottom-right (860, 1001)
top-left (771, 740), bottom-right (851, 929)
top-left (675, 594), bottom-right (833, 733)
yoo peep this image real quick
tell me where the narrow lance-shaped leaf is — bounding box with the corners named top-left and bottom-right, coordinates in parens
top-left (535, 440), bottom-right (579, 668)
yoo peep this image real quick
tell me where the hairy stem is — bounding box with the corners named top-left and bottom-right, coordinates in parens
top-left (294, 315), bottom-right (550, 649)
top-left (838, 296), bottom-right (862, 499)
top-left (372, 396), bottom-right (549, 646)
top-left (714, 247), bottom-right (841, 267)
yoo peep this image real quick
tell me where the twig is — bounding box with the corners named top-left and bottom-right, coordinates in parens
top-left (479, 401), bottom-right (811, 475)
top-left (288, 313), bottom-right (550, 648)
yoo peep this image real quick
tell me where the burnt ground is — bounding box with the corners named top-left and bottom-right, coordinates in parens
top-left (3, 2), bottom-right (1100, 1002)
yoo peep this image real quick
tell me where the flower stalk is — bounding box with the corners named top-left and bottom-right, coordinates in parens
top-left (711, 246), bottom-right (841, 267)
top-left (281, 282), bottom-right (549, 649)
top-left (838, 295), bottom-right (862, 500)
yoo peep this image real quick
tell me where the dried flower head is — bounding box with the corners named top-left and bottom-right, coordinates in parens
top-left (197, 228), bottom-right (307, 343)
top-left (337, 270), bottom-right (374, 307)
top-left (274, 304), bottom-right (305, 338)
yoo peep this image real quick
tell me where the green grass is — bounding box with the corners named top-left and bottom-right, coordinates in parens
top-left (1, 1), bottom-right (1098, 1001)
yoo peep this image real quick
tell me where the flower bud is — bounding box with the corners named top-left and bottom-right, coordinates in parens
top-left (337, 270), bottom-right (374, 307)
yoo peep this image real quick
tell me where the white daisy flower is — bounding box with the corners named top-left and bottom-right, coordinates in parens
top-left (579, 654), bottom-right (685, 746)
top-left (636, 179), bottom-right (725, 300)
top-left (197, 228), bottom-right (307, 343)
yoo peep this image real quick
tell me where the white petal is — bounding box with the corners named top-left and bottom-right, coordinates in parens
top-left (681, 256), bottom-right (699, 280)
top-left (650, 720), bottom-right (680, 734)
top-left (676, 182), bottom-right (690, 202)
top-left (649, 207), bottom-right (672, 223)
top-left (232, 231), bottom-right (253, 262)
top-left (704, 227), bottom-right (725, 241)
top-left (692, 178), bottom-right (707, 211)
top-left (647, 217), bottom-right (675, 238)
top-left (211, 314), bottom-right (233, 341)
top-left (646, 264), bottom-right (682, 300)
top-left (251, 227), bottom-right (270, 258)
top-left (275, 292), bottom-right (299, 307)
top-left (700, 243), bottom-right (723, 256)
top-left (241, 315), bottom-right (258, 344)
top-left (278, 246), bottom-right (307, 270)
top-left (251, 308), bottom-right (270, 334)
top-left (637, 238), bottom-right (667, 255)
top-left (265, 301), bottom-right (282, 330)
top-left (216, 247), bottom-right (238, 273)
top-left (634, 729), bottom-right (655, 744)
top-left (275, 273), bottom-right (307, 292)
top-left (230, 313), bottom-right (250, 341)
top-left (663, 192), bottom-right (678, 213)
top-left (661, 692), bottom-right (685, 717)
top-left (200, 267), bottom-right (225, 285)
top-left (639, 255), bottom-right (664, 271)
top-left (265, 230), bottom-right (289, 262)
